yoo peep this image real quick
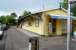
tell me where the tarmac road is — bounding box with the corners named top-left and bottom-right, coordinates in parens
top-left (4, 26), bottom-right (76, 50)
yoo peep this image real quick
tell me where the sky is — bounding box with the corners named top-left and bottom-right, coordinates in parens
top-left (0, 0), bottom-right (63, 16)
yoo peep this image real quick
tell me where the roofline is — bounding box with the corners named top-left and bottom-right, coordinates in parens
top-left (32, 8), bottom-right (67, 14)
top-left (18, 8), bottom-right (68, 22)
top-left (31, 8), bottom-right (59, 14)
top-left (61, 8), bottom-right (67, 13)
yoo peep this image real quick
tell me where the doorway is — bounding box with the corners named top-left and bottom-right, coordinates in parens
top-left (52, 19), bottom-right (56, 34)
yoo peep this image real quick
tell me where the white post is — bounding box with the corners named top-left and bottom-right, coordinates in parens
top-left (29, 42), bottom-right (32, 50)
top-left (67, 0), bottom-right (71, 50)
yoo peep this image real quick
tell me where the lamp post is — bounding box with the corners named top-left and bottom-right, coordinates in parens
top-left (59, 0), bottom-right (71, 50)
top-left (67, 0), bottom-right (71, 50)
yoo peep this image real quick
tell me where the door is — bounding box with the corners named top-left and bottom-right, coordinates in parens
top-left (52, 19), bottom-right (56, 34)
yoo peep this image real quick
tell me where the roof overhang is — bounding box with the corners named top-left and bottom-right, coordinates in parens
top-left (49, 15), bottom-right (76, 20)
top-left (71, 16), bottom-right (76, 20)
top-left (49, 14), bottom-right (67, 19)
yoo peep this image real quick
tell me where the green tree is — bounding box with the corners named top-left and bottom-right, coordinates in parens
top-left (18, 10), bottom-right (31, 22)
top-left (61, 0), bottom-right (68, 9)
top-left (5, 15), bottom-right (12, 24)
top-left (17, 10), bottom-right (31, 27)
top-left (71, 4), bottom-right (76, 16)
top-left (5, 15), bottom-right (15, 25)
top-left (0, 16), bottom-right (6, 24)
top-left (0, 12), bottom-right (17, 25)
top-left (10, 12), bottom-right (17, 18)
top-left (10, 12), bottom-right (18, 25)
top-left (22, 10), bottom-right (31, 16)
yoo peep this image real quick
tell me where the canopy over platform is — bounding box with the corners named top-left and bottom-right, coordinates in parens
top-left (48, 14), bottom-right (67, 19)
top-left (49, 14), bottom-right (76, 20)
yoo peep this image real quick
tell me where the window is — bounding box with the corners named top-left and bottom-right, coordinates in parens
top-left (49, 23), bottom-right (52, 33)
top-left (35, 15), bottom-right (42, 27)
top-left (62, 20), bottom-right (67, 33)
top-left (52, 19), bottom-right (56, 33)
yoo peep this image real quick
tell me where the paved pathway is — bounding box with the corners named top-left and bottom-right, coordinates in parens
top-left (4, 26), bottom-right (76, 50)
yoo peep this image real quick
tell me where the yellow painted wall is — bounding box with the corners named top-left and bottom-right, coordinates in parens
top-left (45, 9), bottom-right (68, 16)
top-left (22, 20), bottom-right (44, 35)
top-left (42, 13), bottom-right (49, 35)
top-left (45, 9), bottom-right (67, 35)
top-left (72, 20), bottom-right (76, 32)
top-left (21, 9), bottom-right (68, 36)
top-left (61, 20), bottom-right (67, 34)
top-left (22, 14), bottom-right (50, 35)
top-left (56, 19), bottom-right (62, 35)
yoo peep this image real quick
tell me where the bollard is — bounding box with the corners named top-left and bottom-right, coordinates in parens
top-left (29, 37), bottom-right (39, 50)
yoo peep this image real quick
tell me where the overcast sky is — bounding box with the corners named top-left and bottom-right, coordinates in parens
top-left (0, 0), bottom-right (63, 16)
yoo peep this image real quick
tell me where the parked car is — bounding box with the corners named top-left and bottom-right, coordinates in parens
top-left (0, 26), bottom-right (4, 40)
top-left (2, 24), bottom-right (10, 31)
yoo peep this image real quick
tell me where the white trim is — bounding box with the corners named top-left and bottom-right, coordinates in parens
top-left (49, 15), bottom-right (67, 19)
top-left (29, 43), bottom-right (32, 50)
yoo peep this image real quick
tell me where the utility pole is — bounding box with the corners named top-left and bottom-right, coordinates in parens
top-left (67, 0), bottom-right (71, 50)
top-left (42, 0), bottom-right (45, 10)
top-left (59, 0), bottom-right (71, 50)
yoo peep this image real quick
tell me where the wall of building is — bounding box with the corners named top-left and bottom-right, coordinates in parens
top-left (22, 22), bottom-right (44, 35)
top-left (45, 9), bottom-right (68, 17)
top-left (61, 20), bottom-right (67, 34)
top-left (48, 19), bottom-right (67, 35)
top-left (56, 19), bottom-right (62, 35)
top-left (42, 13), bottom-right (49, 35)
top-left (72, 20), bottom-right (76, 32)
top-left (22, 17), bottom-right (44, 35)
top-left (22, 14), bottom-right (50, 35)
top-left (45, 9), bottom-right (68, 35)
top-left (21, 9), bottom-right (68, 36)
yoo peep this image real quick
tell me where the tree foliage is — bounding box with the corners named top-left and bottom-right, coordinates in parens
top-left (61, 0), bottom-right (68, 9)
top-left (10, 12), bottom-right (17, 17)
top-left (0, 12), bottom-right (17, 25)
top-left (18, 10), bottom-right (31, 22)
top-left (71, 4), bottom-right (76, 16)
top-left (22, 10), bottom-right (31, 16)
top-left (0, 16), bottom-right (6, 24)
top-left (5, 15), bottom-right (14, 24)
top-left (0, 10), bottom-right (31, 26)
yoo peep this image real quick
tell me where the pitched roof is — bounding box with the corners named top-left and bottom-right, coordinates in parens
top-left (18, 8), bottom-right (67, 22)
top-left (32, 8), bottom-right (67, 14)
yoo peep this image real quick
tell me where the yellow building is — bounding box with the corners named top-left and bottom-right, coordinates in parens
top-left (72, 17), bottom-right (76, 34)
top-left (17, 8), bottom-right (69, 36)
